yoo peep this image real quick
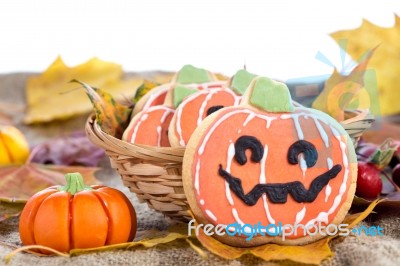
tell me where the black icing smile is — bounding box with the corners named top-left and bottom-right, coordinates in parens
top-left (217, 136), bottom-right (342, 205)
top-left (218, 164), bottom-right (342, 205)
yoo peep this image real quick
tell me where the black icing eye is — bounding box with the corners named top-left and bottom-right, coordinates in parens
top-left (206, 105), bottom-right (224, 116)
top-left (234, 136), bottom-right (264, 165)
top-left (287, 140), bottom-right (318, 167)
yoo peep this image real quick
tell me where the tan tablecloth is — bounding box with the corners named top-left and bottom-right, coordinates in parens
top-left (0, 73), bottom-right (399, 266)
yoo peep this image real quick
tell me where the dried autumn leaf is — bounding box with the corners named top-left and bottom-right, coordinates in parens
top-left (0, 201), bottom-right (25, 222)
top-left (4, 224), bottom-right (192, 261)
top-left (133, 80), bottom-right (161, 104)
top-left (312, 48), bottom-right (375, 121)
top-left (70, 80), bottom-right (132, 138)
top-left (23, 57), bottom-right (142, 124)
top-left (195, 199), bottom-right (381, 265)
top-left (30, 131), bottom-right (105, 167)
top-left (0, 164), bottom-right (99, 203)
top-left (353, 194), bottom-right (400, 208)
top-left (331, 16), bottom-right (400, 116)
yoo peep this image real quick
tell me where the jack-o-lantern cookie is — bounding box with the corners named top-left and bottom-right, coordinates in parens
top-left (168, 69), bottom-right (256, 147)
top-left (183, 76), bottom-right (357, 246)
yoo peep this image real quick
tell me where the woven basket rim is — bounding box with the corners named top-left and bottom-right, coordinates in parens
top-left (86, 115), bottom-right (185, 163)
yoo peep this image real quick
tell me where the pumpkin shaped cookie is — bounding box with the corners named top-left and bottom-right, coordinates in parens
top-left (132, 65), bottom-right (225, 116)
top-left (132, 84), bottom-right (171, 116)
top-left (123, 85), bottom-right (201, 147)
top-left (168, 70), bottom-right (256, 147)
top-left (183, 76), bottom-right (357, 246)
top-left (123, 65), bottom-right (226, 147)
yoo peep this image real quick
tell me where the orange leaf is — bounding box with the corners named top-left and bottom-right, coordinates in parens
top-left (312, 48), bottom-right (375, 121)
top-left (197, 228), bottom-right (247, 259)
top-left (71, 80), bottom-right (132, 138)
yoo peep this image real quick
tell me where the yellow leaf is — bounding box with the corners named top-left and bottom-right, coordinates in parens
top-left (312, 48), bottom-right (374, 121)
top-left (343, 199), bottom-right (383, 228)
top-left (331, 16), bottom-right (400, 116)
top-left (250, 238), bottom-right (333, 264)
top-left (24, 57), bottom-right (142, 124)
top-left (195, 199), bottom-right (381, 265)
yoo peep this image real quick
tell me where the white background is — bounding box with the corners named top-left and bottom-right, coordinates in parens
top-left (0, 0), bottom-right (399, 80)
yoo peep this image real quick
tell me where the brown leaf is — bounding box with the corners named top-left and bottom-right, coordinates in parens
top-left (0, 201), bottom-right (25, 222)
top-left (0, 164), bottom-right (99, 203)
top-left (352, 194), bottom-right (400, 209)
top-left (4, 224), bottom-right (192, 261)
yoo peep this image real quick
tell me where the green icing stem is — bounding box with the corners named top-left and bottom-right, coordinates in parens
top-left (173, 85), bottom-right (199, 108)
top-left (249, 77), bottom-right (294, 113)
top-left (176, 65), bottom-right (212, 84)
top-left (231, 69), bottom-right (256, 95)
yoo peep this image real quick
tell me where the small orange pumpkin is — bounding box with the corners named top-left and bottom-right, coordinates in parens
top-left (19, 173), bottom-right (137, 253)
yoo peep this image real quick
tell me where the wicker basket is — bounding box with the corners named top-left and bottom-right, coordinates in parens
top-left (85, 109), bottom-right (374, 223)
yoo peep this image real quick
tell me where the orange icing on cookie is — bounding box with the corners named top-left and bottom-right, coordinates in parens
top-left (141, 85), bottom-right (170, 111)
top-left (172, 88), bottom-right (240, 146)
top-left (137, 82), bottom-right (226, 113)
top-left (191, 107), bottom-right (355, 239)
top-left (124, 106), bottom-right (174, 147)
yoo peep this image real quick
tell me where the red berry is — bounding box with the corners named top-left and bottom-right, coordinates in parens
top-left (356, 161), bottom-right (382, 199)
top-left (393, 164), bottom-right (400, 187)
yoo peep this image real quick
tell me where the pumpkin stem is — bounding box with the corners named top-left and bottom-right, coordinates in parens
top-left (175, 65), bottom-right (213, 84)
top-left (229, 69), bottom-right (256, 95)
top-left (59, 173), bottom-right (92, 195)
top-left (245, 76), bottom-right (295, 113)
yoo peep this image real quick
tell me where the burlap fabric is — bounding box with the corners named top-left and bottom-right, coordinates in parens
top-left (1, 74), bottom-right (399, 266)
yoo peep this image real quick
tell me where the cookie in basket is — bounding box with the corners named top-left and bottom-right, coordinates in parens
top-left (182, 76), bottom-right (357, 246)
top-left (168, 69), bottom-right (256, 147)
top-left (123, 65), bottom-right (224, 146)
top-left (122, 85), bottom-right (183, 147)
top-left (132, 65), bottom-right (225, 116)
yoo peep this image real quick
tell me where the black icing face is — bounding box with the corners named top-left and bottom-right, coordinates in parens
top-left (218, 136), bottom-right (342, 206)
